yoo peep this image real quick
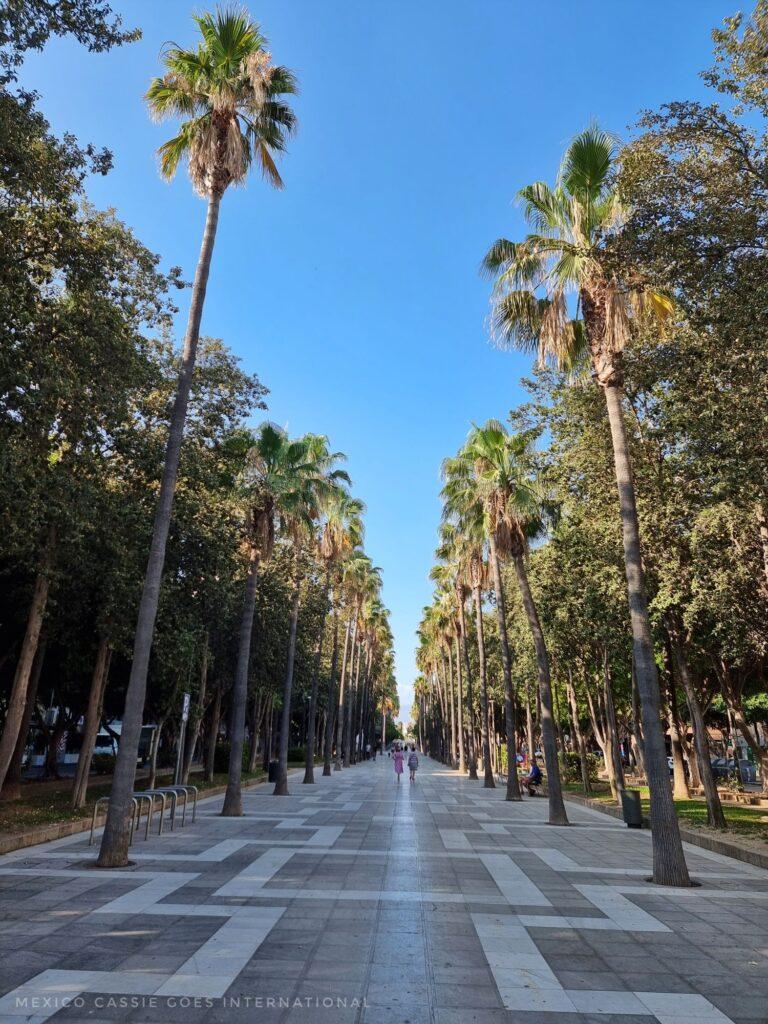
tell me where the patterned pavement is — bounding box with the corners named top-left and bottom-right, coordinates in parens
top-left (0, 756), bottom-right (767, 1024)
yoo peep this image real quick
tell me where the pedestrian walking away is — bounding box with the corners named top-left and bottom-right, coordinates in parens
top-left (408, 748), bottom-right (419, 782)
top-left (392, 746), bottom-right (404, 782)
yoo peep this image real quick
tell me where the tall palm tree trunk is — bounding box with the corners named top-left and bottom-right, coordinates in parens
top-left (454, 635), bottom-right (466, 773)
top-left (458, 601), bottom-right (478, 779)
top-left (472, 584), bottom-right (495, 788)
top-left (344, 627), bottom-right (360, 767)
top-left (512, 554), bottom-right (568, 825)
top-left (223, 548), bottom-right (259, 815)
top-left (98, 193), bottom-right (221, 866)
top-left (603, 383), bottom-right (689, 884)
top-left (274, 578), bottom-right (301, 796)
top-left (334, 617), bottom-right (352, 770)
top-left (304, 569), bottom-right (331, 784)
top-left (489, 538), bottom-right (521, 800)
top-left (447, 644), bottom-right (457, 767)
top-left (323, 610), bottom-right (339, 776)
top-left (72, 640), bottom-right (112, 809)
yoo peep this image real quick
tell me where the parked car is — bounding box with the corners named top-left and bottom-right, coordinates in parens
top-left (710, 758), bottom-right (758, 784)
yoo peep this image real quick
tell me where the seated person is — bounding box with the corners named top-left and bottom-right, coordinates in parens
top-left (524, 758), bottom-right (543, 796)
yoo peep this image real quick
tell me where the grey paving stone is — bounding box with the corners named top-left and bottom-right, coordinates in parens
top-left (1, 756), bottom-right (766, 1024)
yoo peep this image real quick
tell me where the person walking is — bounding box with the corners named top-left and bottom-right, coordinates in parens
top-left (408, 748), bottom-right (419, 783)
top-left (393, 746), bottom-right (404, 783)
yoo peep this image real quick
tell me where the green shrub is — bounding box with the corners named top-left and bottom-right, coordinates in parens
top-left (213, 742), bottom-right (255, 774)
top-left (562, 751), bottom-right (601, 783)
top-left (92, 753), bottom-right (116, 775)
top-left (287, 746), bottom-right (305, 763)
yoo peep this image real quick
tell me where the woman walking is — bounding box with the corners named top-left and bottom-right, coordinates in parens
top-left (408, 748), bottom-right (419, 783)
top-left (393, 745), bottom-right (404, 783)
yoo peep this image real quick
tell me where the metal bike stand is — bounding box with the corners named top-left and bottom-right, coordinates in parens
top-left (152, 787), bottom-right (179, 830)
top-left (138, 790), bottom-right (169, 835)
top-left (131, 792), bottom-right (155, 840)
top-left (156, 785), bottom-right (193, 827)
top-left (173, 784), bottom-right (198, 824)
top-left (90, 796), bottom-right (138, 846)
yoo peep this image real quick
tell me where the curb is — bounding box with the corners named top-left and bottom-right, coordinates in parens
top-left (0, 769), bottom-right (303, 857)
top-left (564, 792), bottom-right (768, 872)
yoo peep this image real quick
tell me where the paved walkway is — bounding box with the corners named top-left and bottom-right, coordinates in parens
top-left (0, 757), bottom-right (767, 1024)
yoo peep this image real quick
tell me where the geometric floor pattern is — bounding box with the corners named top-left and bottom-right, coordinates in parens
top-left (1, 757), bottom-right (767, 1023)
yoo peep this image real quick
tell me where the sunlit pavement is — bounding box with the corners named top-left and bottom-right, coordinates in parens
top-left (1, 757), bottom-right (767, 1023)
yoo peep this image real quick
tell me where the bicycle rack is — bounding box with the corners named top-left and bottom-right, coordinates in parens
top-left (89, 796), bottom-right (138, 846)
top-left (137, 789), bottom-right (170, 836)
top-left (153, 785), bottom-right (198, 828)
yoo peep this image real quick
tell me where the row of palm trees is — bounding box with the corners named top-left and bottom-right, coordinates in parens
top-left (94, 9), bottom-right (393, 867)
top-left (418, 127), bottom-right (691, 888)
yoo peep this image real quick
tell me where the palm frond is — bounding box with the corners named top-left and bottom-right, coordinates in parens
top-left (558, 123), bottom-right (618, 199)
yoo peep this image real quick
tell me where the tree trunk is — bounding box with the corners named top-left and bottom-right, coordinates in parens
top-left (603, 650), bottom-right (626, 798)
top-left (666, 677), bottom-right (690, 801)
top-left (447, 643), bottom-right (457, 767)
top-left (343, 617), bottom-right (359, 769)
top-left (512, 553), bottom-right (568, 825)
top-left (273, 577), bottom-right (301, 795)
top-left (204, 683), bottom-right (222, 782)
top-left (525, 683), bottom-right (535, 767)
top-left (453, 635), bottom-right (466, 773)
top-left (305, 569), bottom-right (331, 784)
top-left (566, 671), bottom-right (592, 795)
top-left (98, 192), bottom-right (222, 867)
top-left (586, 684), bottom-right (616, 796)
top-left (222, 547), bottom-right (259, 816)
top-left (0, 526), bottom-right (56, 791)
top-left (489, 537), bottom-right (521, 800)
top-left (602, 382), bottom-right (689, 885)
top-left (631, 663), bottom-right (647, 782)
top-left (147, 715), bottom-right (165, 790)
top-left (458, 599), bottom-right (478, 779)
top-left (1, 635), bottom-right (47, 801)
top-left (182, 633), bottom-right (208, 784)
top-left (323, 609), bottom-right (339, 776)
top-left (334, 616), bottom-right (352, 771)
top-left (71, 639), bottom-right (112, 809)
top-left (667, 626), bottom-right (725, 828)
top-left (472, 584), bottom-right (495, 788)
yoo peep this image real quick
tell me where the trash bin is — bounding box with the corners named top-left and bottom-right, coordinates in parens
top-left (621, 789), bottom-right (643, 828)
top-left (268, 759), bottom-right (279, 783)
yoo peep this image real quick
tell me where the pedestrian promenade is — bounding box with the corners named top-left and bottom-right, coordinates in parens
top-left (0, 757), bottom-right (766, 1023)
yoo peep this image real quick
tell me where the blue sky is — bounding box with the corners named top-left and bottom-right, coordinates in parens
top-left (23, 0), bottom-right (729, 720)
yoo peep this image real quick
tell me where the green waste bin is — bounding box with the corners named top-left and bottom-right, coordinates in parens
top-left (621, 789), bottom-right (643, 828)
top-left (268, 759), bottom-right (279, 783)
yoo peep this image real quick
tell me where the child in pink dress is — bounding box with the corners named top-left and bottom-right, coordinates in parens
top-left (392, 747), bottom-right (404, 782)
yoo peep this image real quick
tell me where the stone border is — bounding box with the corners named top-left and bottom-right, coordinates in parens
top-left (0, 770), bottom-right (287, 856)
top-left (564, 792), bottom-right (768, 872)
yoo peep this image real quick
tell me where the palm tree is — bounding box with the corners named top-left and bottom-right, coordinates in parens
top-left (482, 125), bottom-right (688, 881)
top-left (462, 422), bottom-right (567, 821)
top-left (441, 462), bottom-right (495, 788)
top-left (335, 553), bottom-right (381, 770)
top-left (220, 424), bottom-right (323, 816)
top-left (97, 9), bottom-right (297, 866)
top-left (304, 493), bottom-right (364, 784)
top-left (273, 435), bottom-right (350, 796)
top-left (432, 530), bottom-right (476, 778)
